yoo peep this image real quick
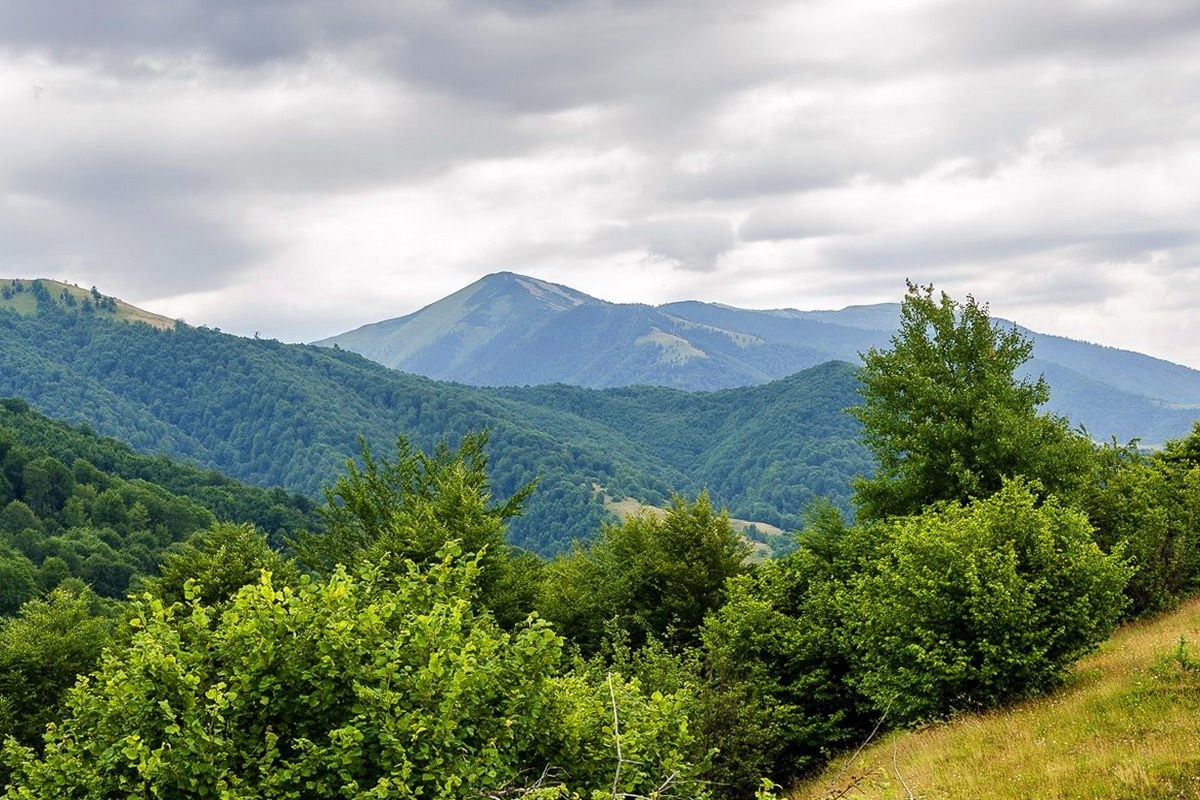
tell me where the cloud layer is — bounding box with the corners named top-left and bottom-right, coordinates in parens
top-left (1, 0), bottom-right (1198, 366)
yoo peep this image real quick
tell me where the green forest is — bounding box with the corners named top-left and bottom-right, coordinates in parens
top-left (0, 283), bottom-right (870, 554)
top-left (1, 283), bottom-right (1199, 798)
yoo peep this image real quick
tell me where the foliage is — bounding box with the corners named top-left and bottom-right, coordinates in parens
top-left (850, 282), bottom-right (1092, 520)
top-left (697, 509), bottom-right (875, 794)
top-left (0, 587), bottom-right (112, 753)
top-left (0, 402), bottom-right (319, 602)
top-left (841, 480), bottom-right (1130, 723)
top-left (2, 549), bottom-right (707, 799)
top-left (0, 547), bottom-right (39, 616)
top-left (293, 433), bottom-right (538, 627)
top-left (0, 398), bottom-right (321, 548)
top-left (1162, 421), bottom-right (1200, 468)
top-left (538, 494), bottom-right (750, 654)
top-left (1080, 434), bottom-right (1200, 616)
top-left (141, 522), bottom-right (300, 608)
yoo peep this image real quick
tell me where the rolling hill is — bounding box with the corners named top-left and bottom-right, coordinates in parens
top-left (0, 283), bottom-right (869, 554)
top-left (1, 278), bottom-right (174, 330)
top-left (0, 397), bottom-right (321, 600)
top-left (317, 272), bottom-right (1200, 444)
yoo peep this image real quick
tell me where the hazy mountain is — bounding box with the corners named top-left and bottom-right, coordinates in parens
top-left (318, 273), bottom-right (1200, 444)
top-left (314, 272), bottom-right (837, 389)
top-left (0, 291), bottom-right (869, 553)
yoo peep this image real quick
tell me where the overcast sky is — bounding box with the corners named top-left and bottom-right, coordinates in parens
top-left (2, 0), bottom-right (1199, 366)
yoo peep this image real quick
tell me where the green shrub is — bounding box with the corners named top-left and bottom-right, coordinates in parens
top-left (842, 480), bottom-right (1130, 722)
top-left (1081, 439), bottom-right (1200, 616)
top-left (3, 547), bottom-right (706, 799)
top-left (538, 494), bottom-right (749, 654)
top-left (697, 510), bottom-right (876, 795)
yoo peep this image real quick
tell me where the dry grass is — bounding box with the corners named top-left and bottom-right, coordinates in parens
top-left (792, 597), bottom-right (1200, 800)
top-left (1, 278), bottom-right (175, 330)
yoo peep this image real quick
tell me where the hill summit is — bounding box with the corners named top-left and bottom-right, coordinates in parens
top-left (0, 278), bottom-right (174, 330)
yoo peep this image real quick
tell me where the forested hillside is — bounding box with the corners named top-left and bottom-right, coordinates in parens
top-left (0, 397), bottom-right (319, 604)
top-left (2, 285), bottom-right (1200, 799)
top-left (0, 293), bottom-right (869, 553)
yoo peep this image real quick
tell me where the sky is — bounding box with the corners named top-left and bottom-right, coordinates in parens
top-left (1, 0), bottom-right (1199, 367)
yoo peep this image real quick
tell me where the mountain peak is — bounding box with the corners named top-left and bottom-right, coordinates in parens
top-left (311, 271), bottom-right (602, 371)
top-left (475, 271), bottom-right (599, 311)
top-left (315, 271), bottom-right (1200, 442)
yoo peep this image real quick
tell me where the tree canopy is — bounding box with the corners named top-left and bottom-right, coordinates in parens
top-left (850, 282), bottom-right (1091, 519)
top-left (537, 493), bottom-right (750, 654)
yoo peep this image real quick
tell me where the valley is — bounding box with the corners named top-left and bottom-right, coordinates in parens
top-left (1, 278), bottom-right (1198, 799)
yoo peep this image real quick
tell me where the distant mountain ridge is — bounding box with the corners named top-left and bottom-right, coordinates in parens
top-left (317, 272), bottom-right (1200, 444)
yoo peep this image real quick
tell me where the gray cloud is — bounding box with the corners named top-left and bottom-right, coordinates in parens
top-left (739, 203), bottom-right (867, 243)
top-left (828, 228), bottom-right (1200, 275)
top-left (927, 0), bottom-right (1200, 64)
top-left (594, 216), bottom-right (737, 272)
top-left (1, 0), bottom-right (1199, 366)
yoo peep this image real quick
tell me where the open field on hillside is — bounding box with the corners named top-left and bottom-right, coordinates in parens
top-left (792, 597), bottom-right (1200, 800)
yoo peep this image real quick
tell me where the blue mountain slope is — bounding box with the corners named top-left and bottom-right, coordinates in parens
top-left (317, 272), bottom-right (1200, 443)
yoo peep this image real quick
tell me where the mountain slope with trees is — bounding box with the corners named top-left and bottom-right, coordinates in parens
top-left (3, 283), bottom-right (1200, 799)
top-left (0, 398), bottom-right (321, 604)
top-left (0, 288), bottom-right (869, 554)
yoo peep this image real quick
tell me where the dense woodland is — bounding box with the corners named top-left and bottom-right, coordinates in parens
top-left (0, 284), bottom-right (870, 553)
top-left (0, 398), bottom-right (319, 603)
top-left (0, 283), bottom-right (1198, 798)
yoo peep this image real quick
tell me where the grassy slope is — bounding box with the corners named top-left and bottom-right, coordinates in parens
top-left (792, 598), bottom-right (1200, 800)
top-left (0, 278), bottom-right (174, 329)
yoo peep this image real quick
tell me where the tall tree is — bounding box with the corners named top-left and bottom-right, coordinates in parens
top-left (850, 282), bottom-right (1092, 519)
top-left (291, 432), bottom-right (538, 627)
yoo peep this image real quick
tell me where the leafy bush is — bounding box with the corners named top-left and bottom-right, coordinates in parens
top-left (0, 586), bottom-right (112, 751)
top-left (1081, 437), bottom-right (1200, 616)
top-left (3, 548), bottom-right (706, 799)
top-left (841, 480), bottom-right (1130, 722)
top-left (697, 508), bottom-right (875, 795)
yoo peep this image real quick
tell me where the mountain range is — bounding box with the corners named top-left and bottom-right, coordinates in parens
top-left (4, 274), bottom-right (1200, 555)
top-left (0, 280), bottom-right (867, 553)
top-left (317, 272), bottom-right (1200, 445)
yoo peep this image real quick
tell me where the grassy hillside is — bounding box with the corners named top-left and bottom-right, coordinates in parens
top-left (792, 597), bottom-right (1200, 800)
top-left (0, 278), bottom-right (174, 330)
top-left (0, 301), bottom-right (869, 554)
